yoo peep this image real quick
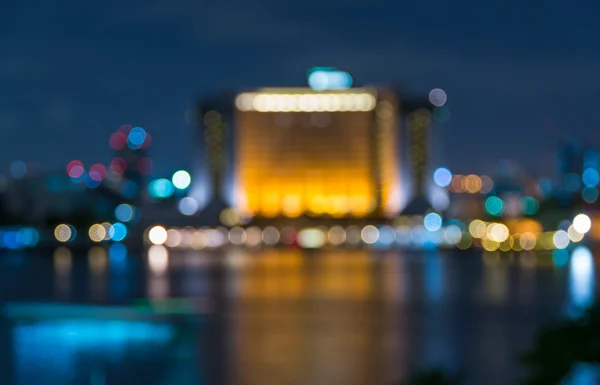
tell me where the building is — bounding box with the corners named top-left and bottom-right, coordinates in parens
top-left (232, 87), bottom-right (402, 219)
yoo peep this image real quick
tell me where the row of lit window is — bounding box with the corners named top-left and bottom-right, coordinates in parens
top-left (235, 93), bottom-right (377, 112)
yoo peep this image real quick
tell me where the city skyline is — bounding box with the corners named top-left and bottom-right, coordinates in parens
top-left (1, 0), bottom-right (600, 177)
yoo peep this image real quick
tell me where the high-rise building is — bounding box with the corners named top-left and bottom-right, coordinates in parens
top-left (232, 87), bottom-right (402, 218)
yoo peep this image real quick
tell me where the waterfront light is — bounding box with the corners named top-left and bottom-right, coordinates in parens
top-left (172, 170), bottom-right (191, 190)
top-left (573, 214), bottom-right (592, 234)
top-left (148, 226), bottom-right (168, 245)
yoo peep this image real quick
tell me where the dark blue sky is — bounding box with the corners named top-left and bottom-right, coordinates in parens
top-left (1, 0), bottom-right (599, 177)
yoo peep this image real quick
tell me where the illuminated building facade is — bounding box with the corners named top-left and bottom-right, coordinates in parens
top-left (233, 88), bottom-right (401, 218)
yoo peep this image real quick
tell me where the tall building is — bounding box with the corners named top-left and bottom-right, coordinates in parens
top-left (400, 99), bottom-right (434, 215)
top-left (232, 87), bottom-right (402, 218)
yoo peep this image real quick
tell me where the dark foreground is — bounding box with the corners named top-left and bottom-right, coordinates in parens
top-left (0, 245), bottom-right (595, 385)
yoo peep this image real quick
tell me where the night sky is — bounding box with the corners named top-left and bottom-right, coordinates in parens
top-left (1, 0), bottom-right (599, 177)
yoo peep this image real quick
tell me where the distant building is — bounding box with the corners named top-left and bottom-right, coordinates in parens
top-left (231, 87), bottom-right (402, 219)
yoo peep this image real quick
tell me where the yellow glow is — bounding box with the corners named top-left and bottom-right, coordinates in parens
top-left (568, 225), bottom-right (585, 242)
top-left (148, 226), bottom-right (168, 245)
top-left (236, 92), bottom-right (377, 112)
top-left (498, 236), bottom-right (514, 252)
top-left (88, 224), bottom-right (106, 243)
top-left (482, 237), bottom-right (500, 252)
top-left (520, 232), bottom-right (537, 250)
top-left (235, 90), bottom-right (399, 218)
top-left (464, 175), bottom-right (482, 193)
top-left (487, 223), bottom-right (509, 242)
top-left (469, 220), bottom-right (487, 238)
top-left (54, 224), bottom-right (72, 243)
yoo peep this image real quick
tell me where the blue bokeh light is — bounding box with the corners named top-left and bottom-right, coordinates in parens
top-left (108, 223), bottom-right (128, 242)
top-left (582, 187), bottom-right (599, 204)
top-left (582, 168), bottom-right (599, 187)
top-left (424, 213), bottom-right (443, 232)
top-left (149, 179), bottom-right (174, 199)
top-left (485, 196), bottom-right (504, 216)
top-left (114, 204), bottom-right (135, 222)
top-left (127, 127), bottom-right (147, 150)
top-left (433, 167), bottom-right (452, 187)
top-left (10, 161), bottom-right (27, 179)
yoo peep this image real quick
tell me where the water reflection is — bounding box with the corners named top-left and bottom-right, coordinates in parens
top-left (53, 247), bottom-right (72, 300)
top-left (13, 319), bottom-right (177, 384)
top-left (20, 246), bottom-right (600, 384)
top-left (88, 247), bottom-right (108, 301)
top-left (147, 245), bottom-right (169, 298)
top-left (569, 246), bottom-right (595, 312)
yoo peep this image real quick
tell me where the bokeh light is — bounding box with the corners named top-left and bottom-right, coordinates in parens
top-left (521, 197), bottom-right (539, 216)
top-left (109, 132), bottom-right (127, 150)
top-left (178, 197), bottom-right (199, 216)
top-left (568, 225), bottom-right (585, 242)
top-left (582, 168), bottom-right (599, 187)
top-left (428, 88), bottom-right (447, 107)
top-left (485, 196), bottom-right (504, 216)
top-left (464, 175), bottom-right (482, 194)
top-left (433, 167), bottom-right (452, 187)
top-left (480, 175), bottom-right (494, 194)
top-left (148, 179), bottom-right (174, 199)
top-left (468, 220), bottom-right (487, 238)
top-left (115, 204), bottom-right (135, 222)
top-left (423, 213), bottom-right (442, 232)
top-left (88, 224), bottom-right (106, 242)
top-left (66, 160), bottom-right (83, 174)
top-left (573, 214), bottom-right (592, 234)
top-left (10, 161), bottom-right (27, 179)
top-left (110, 158), bottom-right (127, 175)
top-left (148, 226), bottom-right (168, 245)
top-left (108, 223), bottom-right (128, 242)
top-left (172, 170), bottom-right (191, 190)
top-left (450, 175), bottom-right (464, 193)
top-left (487, 223), bottom-right (509, 242)
top-left (54, 224), bottom-right (73, 243)
top-left (89, 163), bottom-right (107, 181)
top-left (361, 225), bottom-right (379, 244)
top-left (553, 230), bottom-right (570, 249)
top-left (582, 187), bottom-right (599, 203)
top-left (127, 127), bottom-right (147, 150)
top-left (297, 228), bottom-right (326, 248)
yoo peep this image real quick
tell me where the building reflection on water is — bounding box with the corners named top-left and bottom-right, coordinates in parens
top-left (3, 245), bottom-right (599, 384)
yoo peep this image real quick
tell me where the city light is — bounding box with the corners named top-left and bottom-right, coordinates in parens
top-left (177, 197), bottom-right (199, 215)
top-left (148, 178), bottom-right (174, 199)
top-left (433, 167), bottom-right (452, 187)
top-left (485, 196), bottom-right (504, 216)
top-left (573, 214), bottom-right (592, 234)
top-left (553, 230), bottom-right (570, 249)
top-left (424, 213), bottom-right (442, 232)
top-left (114, 204), bottom-right (135, 222)
top-left (10, 161), bottom-right (27, 179)
top-left (108, 223), bottom-right (128, 242)
top-left (172, 170), bottom-right (191, 190)
top-left (54, 224), bottom-right (74, 243)
top-left (148, 226), bottom-right (168, 245)
top-left (307, 68), bottom-right (353, 91)
top-left (127, 127), bottom-right (147, 150)
top-left (428, 88), bottom-right (447, 107)
top-left (297, 228), bottom-right (326, 248)
top-left (568, 225), bottom-right (585, 242)
top-left (88, 224), bottom-right (106, 243)
top-left (235, 92), bottom-right (377, 112)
